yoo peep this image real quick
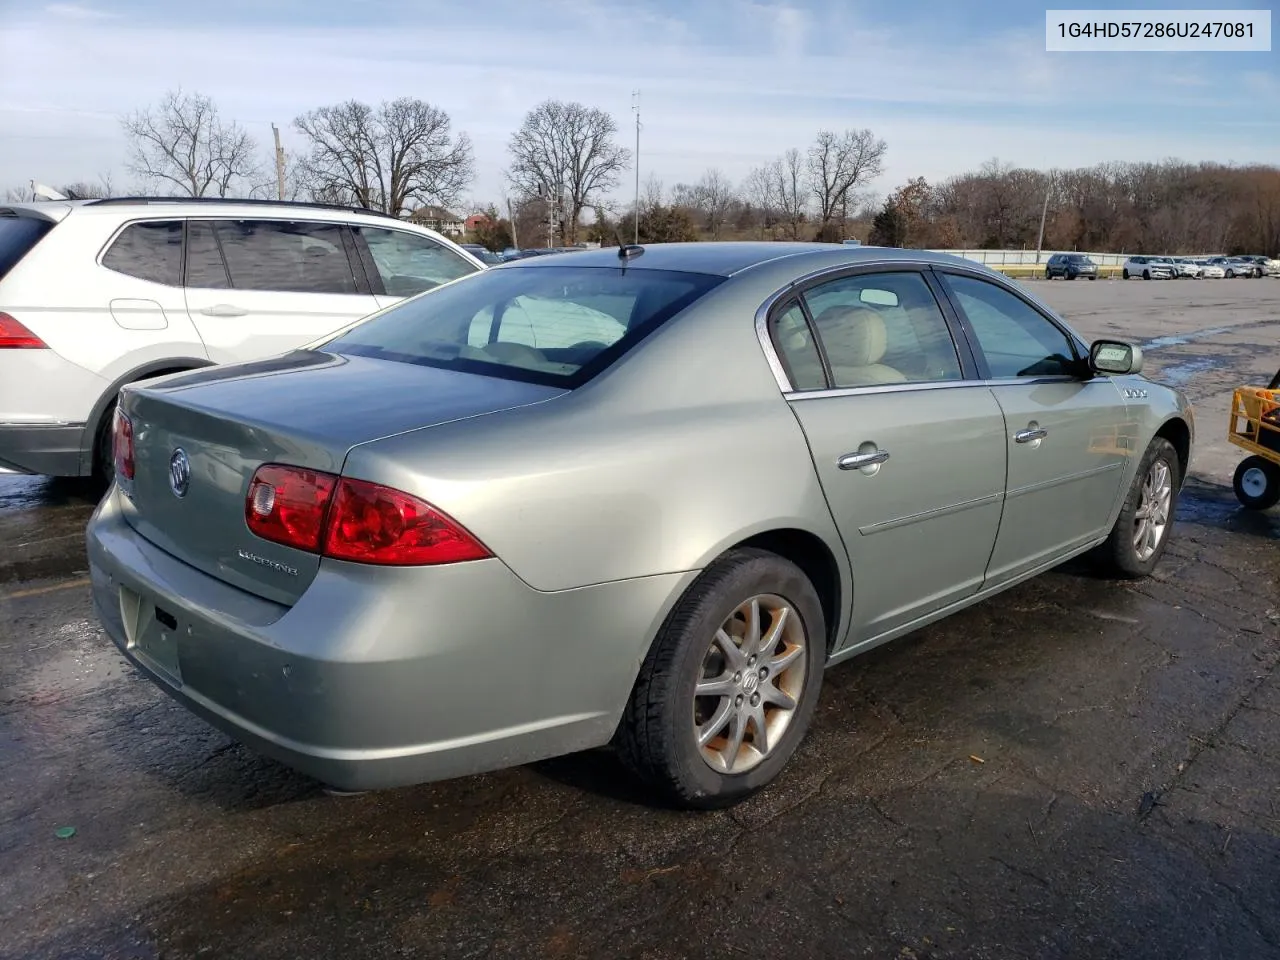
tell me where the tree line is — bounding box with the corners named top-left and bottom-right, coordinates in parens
top-left (7, 88), bottom-right (1277, 256)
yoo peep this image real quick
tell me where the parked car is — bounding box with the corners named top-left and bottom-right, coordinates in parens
top-left (0, 197), bottom-right (486, 483)
top-left (87, 242), bottom-right (1194, 808)
top-left (1204, 256), bottom-right (1253, 278)
top-left (1232, 255), bottom-right (1272, 278)
top-left (460, 243), bottom-right (504, 265)
top-left (1194, 260), bottom-right (1226, 279)
top-left (1163, 257), bottom-right (1202, 278)
top-left (1122, 256), bottom-right (1174, 280)
top-left (1044, 253), bottom-right (1098, 280)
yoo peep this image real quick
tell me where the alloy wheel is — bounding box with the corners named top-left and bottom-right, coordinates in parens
top-left (1133, 458), bottom-right (1173, 561)
top-left (692, 594), bottom-right (808, 774)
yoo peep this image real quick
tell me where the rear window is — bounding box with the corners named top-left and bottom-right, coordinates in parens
top-left (327, 265), bottom-right (723, 387)
top-left (0, 215), bottom-right (54, 281)
top-left (102, 220), bottom-right (183, 286)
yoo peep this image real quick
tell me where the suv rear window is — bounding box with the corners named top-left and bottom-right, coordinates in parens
top-left (102, 220), bottom-right (183, 285)
top-left (0, 215), bottom-right (54, 281)
top-left (327, 265), bottom-right (723, 387)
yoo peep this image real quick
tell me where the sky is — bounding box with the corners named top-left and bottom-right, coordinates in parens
top-left (0, 0), bottom-right (1276, 211)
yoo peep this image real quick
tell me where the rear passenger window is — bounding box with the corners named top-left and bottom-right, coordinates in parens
top-left (185, 221), bottom-right (229, 288)
top-left (102, 221), bottom-right (183, 286)
top-left (768, 301), bottom-right (827, 390)
top-left (214, 220), bottom-right (360, 295)
top-left (800, 272), bottom-right (963, 388)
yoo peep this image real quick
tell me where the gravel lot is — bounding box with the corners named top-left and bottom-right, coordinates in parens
top-left (2, 276), bottom-right (1278, 960)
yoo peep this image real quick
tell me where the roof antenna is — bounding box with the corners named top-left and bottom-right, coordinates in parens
top-left (617, 243), bottom-right (644, 261)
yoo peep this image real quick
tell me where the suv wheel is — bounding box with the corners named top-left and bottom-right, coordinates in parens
top-left (91, 400), bottom-right (117, 488)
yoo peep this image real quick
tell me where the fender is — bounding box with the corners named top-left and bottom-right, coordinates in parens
top-left (78, 356), bottom-right (216, 474)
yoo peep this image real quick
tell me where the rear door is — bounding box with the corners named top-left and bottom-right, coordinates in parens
top-left (348, 225), bottom-right (483, 310)
top-left (934, 270), bottom-right (1132, 588)
top-left (182, 218), bottom-right (380, 363)
top-left (771, 267), bottom-right (1008, 646)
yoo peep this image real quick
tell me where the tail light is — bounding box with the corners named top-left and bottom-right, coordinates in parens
top-left (0, 312), bottom-right (47, 348)
top-left (244, 464), bottom-right (490, 567)
top-left (112, 409), bottom-right (135, 481)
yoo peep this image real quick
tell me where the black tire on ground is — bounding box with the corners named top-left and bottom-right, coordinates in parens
top-left (616, 547), bottom-right (827, 810)
top-left (1122, 269), bottom-right (1130, 279)
top-left (1233, 456), bottom-right (1280, 511)
top-left (1093, 437), bottom-right (1182, 579)
top-left (90, 399), bottom-right (117, 488)
top-left (1045, 268), bottom-right (1052, 280)
top-left (1088, 275), bottom-right (1097, 280)
top-left (1143, 270), bottom-right (1151, 280)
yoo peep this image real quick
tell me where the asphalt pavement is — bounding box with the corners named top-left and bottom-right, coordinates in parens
top-left (2, 277), bottom-right (1279, 960)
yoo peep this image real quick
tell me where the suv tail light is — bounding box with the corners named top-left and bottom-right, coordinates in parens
top-left (0, 312), bottom-right (47, 348)
top-left (244, 464), bottom-right (490, 567)
top-left (112, 409), bottom-right (135, 481)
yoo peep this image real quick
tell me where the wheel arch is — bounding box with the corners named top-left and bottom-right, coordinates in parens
top-left (81, 356), bottom-right (216, 474)
top-left (1154, 415), bottom-right (1192, 483)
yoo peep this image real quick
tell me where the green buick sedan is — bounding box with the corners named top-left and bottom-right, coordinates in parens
top-left (87, 242), bottom-right (1194, 809)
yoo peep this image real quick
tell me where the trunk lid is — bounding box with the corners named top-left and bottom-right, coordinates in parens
top-left (118, 350), bottom-right (564, 605)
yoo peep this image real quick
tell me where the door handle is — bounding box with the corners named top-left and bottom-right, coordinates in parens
top-left (838, 450), bottom-right (890, 470)
top-left (1015, 426), bottom-right (1048, 444)
top-left (199, 304), bottom-right (249, 317)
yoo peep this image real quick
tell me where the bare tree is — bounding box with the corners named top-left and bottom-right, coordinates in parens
top-left (121, 90), bottom-right (258, 197)
top-left (59, 173), bottom-right (115, 200)
top-left (293, 98), bottom-right (474, 214)
top-left (506, 100), bottom-right (630, 245)
top-left (741, 165), bottom-right (780, 238)
top-left (771, 148), bottom-right (809, 240)
top-left (807, 128), bottom-right (887, 227)
top-left (671, 168), bottom-right (736, 238)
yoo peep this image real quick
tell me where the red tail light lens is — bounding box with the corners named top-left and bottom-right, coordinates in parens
top-left (323, 477), bottom-right (491, 566)
top-left (112, 409), bottom-right (135, 481)
top-left (245, 464), bottom-right (337, 552)
top-left (243, 465), bottom-right (490, 566)
top-left (0, 312), bottom-right (47, 348)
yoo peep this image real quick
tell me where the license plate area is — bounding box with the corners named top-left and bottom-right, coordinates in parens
top-left (119, 585), bottom-right (184, 686)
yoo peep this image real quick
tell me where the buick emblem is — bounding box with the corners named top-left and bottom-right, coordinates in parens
top-left (168, 448), bottom-right (191, 498)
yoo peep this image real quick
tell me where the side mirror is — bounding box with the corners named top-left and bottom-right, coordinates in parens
top-left (1089, 339), bottom-right (1143, 376)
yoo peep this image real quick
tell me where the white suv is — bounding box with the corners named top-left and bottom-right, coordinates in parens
top-left (0, 197), bottom-right (487, 481)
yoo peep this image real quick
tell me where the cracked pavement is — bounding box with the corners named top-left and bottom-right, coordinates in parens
top-left (1, 279), bottom-right (1278, 960)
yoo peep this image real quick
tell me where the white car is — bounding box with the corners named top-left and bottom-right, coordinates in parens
top-left (0, 197), bottom-right (487, 482)
top-left (1122, 256), bottom-right (1174, 280)
top-left (1164, 257), bottom-right (1202, 278)
top-left (1195, 260), bottom-right (1226, 279)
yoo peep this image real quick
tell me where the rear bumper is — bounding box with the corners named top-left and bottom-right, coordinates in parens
top-left (86, 488), bottom-right (690, 791)
top-left (0, 421), bottom-right (85, 475)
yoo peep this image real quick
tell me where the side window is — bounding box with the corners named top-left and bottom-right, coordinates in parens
top-left (767, 300), bottom-right (827, 390)
top-left (101, 221), bottom-right (183, 286)
top-left (800, 271), bottom-right (963, 388)
top-left (355, 227), bottom-right (479, 297)
top-left (185, 220), bottom-right (229, 288)
top-left (214, 220), bottom-right (360, 295)
top-left (940, 274), bottom-right (1078, 379)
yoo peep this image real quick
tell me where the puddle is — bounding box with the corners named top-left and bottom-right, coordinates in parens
top-left (1140, 327), bottom-right (1230, 350)
top-left (1157, 357), bottom-right (1222, 386)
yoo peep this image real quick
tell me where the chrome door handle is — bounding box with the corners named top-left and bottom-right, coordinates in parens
top-left (200, 304), bottom-right (249, 317)
top-left (1015, 427), bottom-right (1048, 443)
top-left (838, 450), bottom-right (890, 470)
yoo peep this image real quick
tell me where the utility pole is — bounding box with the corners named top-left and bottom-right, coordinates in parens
top-left (632, 90), bottom-right (641, 245)
top-left (272, 124), bottom-right (286, 201)
top-left (507, 196), bottom-right (518, 251)
top-left (1035, 173), bottom-right (1053, 265)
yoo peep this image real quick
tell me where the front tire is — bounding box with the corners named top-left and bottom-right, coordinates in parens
top-left (616, 547), bottom-right (826, 809)
top-left (1094, 437), bottom-right (1181, 579)
top-left (1122, 268), bottom-right (1130, 279)
top-left (1143, 270), bottom-right (1151, 280)
top-left (1233, 456), bottom-right (1280, 511)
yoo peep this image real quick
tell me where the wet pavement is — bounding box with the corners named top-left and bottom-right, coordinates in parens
top-left (2, 279), bottom-right (1278, 960)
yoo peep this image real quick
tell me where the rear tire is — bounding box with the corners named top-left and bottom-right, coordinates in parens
top-left (1233, 456), bottom-right (1280, 511)
top-left (1122, 268), bottom-right (1130, 279)
top-left (1094, 437), bottom-right (1181, 579)
top-left (616, 548), bottom-right (826, 809)
top-left (90, 400), bottom-right (117, 489)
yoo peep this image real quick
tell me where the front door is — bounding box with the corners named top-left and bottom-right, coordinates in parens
top-left (770, 269), bottom-right (1009, 646)
top-left (182, 218), bottom-right (380, 364)
top-left (935, 270), bottom-right (1132, 587)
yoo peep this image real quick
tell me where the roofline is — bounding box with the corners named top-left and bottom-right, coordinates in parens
top-left (85, 196), bottom-right (400, 220)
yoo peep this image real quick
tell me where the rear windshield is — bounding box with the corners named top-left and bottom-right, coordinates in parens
top-left (0, 215), bottom-right (54, 281)
top-left (326, 264), bottom-right (724, 387)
